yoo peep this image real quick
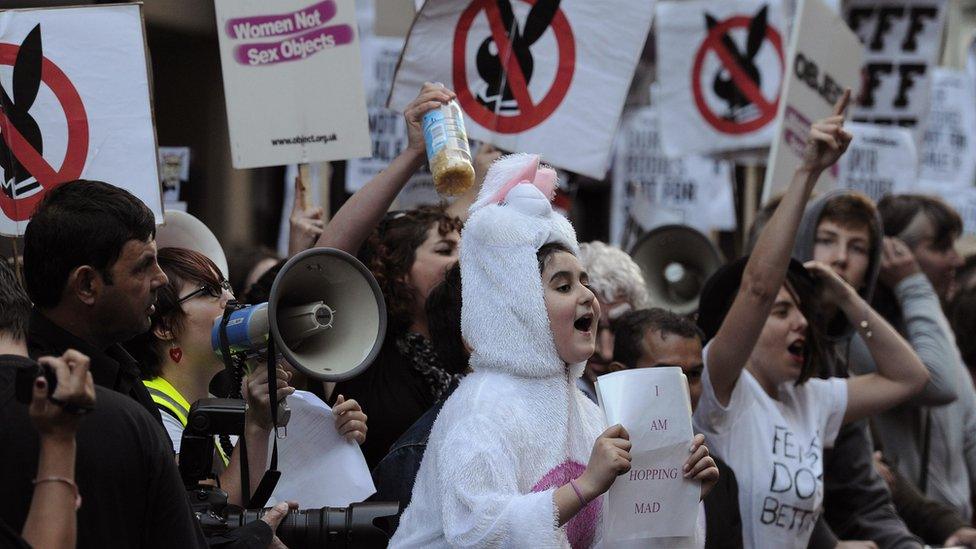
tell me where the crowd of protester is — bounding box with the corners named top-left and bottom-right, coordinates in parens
top-left (2, 82), bottom-right (976, 549)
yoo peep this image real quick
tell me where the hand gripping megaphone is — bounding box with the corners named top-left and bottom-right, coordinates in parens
top-left (629, 224), bottom-right (724, 314)
top-left (211, 248), bottom-right (386, 382)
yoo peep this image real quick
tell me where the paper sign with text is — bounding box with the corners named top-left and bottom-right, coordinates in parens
top-left (655, 0), bottom-right (788, 155)
top-left (844, 0), bottom-right (947, 134)
top-left (596, 367), bottom-right (699, 542)
top-left (610, 107), bottom-right (735, 247)
top-left (0, 4), bottom-right (162, 236)
top-left (917, 67), bottom-right (976, 187)
top-left (836, 122), bottom-right (917, 202)
top-left (214, 0), bottom-right (371, 169)
top-left (762, 0), bottom-right (863, 202)
top-left (388, 0), bottom-right (654, 179)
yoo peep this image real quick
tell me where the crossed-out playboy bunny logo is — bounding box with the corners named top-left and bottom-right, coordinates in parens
top-left (691, 4), bottom-right (784, 135)
top-left (453, 0), bottom-right (575, 133)
top-left (474, 0), bottom-right (560, 113)
top-left (0, 23), bottom-right (89, 221)
top-left (705, 6), bottom-right (768, 122)
top-left (0, 25), bottom-right (44, 199)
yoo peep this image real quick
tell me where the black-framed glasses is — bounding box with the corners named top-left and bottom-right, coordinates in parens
top-left (178, 280), bottom-right (232, 304)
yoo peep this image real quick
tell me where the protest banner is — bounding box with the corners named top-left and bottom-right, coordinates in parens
top-left (610, 107), bottom-right (735, 248)
top-left (596, 367), bottom-right (699, 543)
top-left (845, 0), bottom-right (947, 134)
top-left (917, 67), bottom-right (976, 187)
top-left (213, 0), bottom-right (371, 169)
top-left (388, 0), bottom-right (654, 179)
top-left (0, 4), bottom-right (162, 236)
top-left (835, 123), bottom-right (917, 203)
top-left (655, 0), bottom-right (788, 155)
top-left (762, 0), bottom-right (863, 202)
top-left (345, 2), bottom-right (435, 197)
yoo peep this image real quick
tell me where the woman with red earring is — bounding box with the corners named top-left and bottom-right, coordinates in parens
top-left (126, 247), bottom-right (367, 507)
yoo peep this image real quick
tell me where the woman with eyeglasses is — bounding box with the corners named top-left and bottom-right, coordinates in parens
top-left (126, 247), bottom-right (368, 507)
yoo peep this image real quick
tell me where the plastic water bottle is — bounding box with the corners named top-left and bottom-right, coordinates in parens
top-left (423, 99), bottom-right (475, 196)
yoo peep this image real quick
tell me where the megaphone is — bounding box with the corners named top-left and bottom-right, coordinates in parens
top-left (211, 248), bottom-right (387, 382)
top-left (629, 224), bottom-right (724, 314)
top-left (156, 210), bottom-right (229, 279)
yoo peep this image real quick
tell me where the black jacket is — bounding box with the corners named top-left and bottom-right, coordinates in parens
top-left (27, 308), bottom-right (162, 426)
top-left (705, 457), bottom-right (744, 549)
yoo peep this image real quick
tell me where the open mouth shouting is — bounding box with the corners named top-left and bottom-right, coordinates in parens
top-left (574, 312), bottom-right (594, 335)
top-left (787, 338), bottom-right (805, 365)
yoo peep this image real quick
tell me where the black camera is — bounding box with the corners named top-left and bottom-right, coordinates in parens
top-left (189, 486), bottom-right (397, 549)
top-left (14, 359), bottom-right (57, 405)
top-left (180, 398), bottom-right (397, 548)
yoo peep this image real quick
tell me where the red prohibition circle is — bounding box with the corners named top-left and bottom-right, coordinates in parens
top-left (0, 43), bottom-right (89, 221)
top-left (452, 0), bottom-right (575, 134)
top-left (691, 16), bottom-right (784, 135)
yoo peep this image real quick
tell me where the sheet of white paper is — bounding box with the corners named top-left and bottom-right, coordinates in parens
top-left (596, 367), bottom-right (699, 542)
top-left (267, 390), bottom-right (375, 507)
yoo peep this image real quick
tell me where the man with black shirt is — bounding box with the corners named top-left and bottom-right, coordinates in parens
top-left (0, 255), bottom-right (208, 547)
top-left (23, 180), bottom-right (168, 422)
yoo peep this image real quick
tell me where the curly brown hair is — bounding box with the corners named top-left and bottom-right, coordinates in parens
top-left (361, 204), bottom-right (462, 334)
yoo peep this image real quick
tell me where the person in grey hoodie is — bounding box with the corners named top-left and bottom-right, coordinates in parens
top-left (871, 194), bottom-right (976, 521)
top-left (791, 189), bottom-right (960, 547)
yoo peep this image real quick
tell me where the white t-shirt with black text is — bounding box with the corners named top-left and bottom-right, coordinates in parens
top-left (693, 343), bottom-right (847, 549)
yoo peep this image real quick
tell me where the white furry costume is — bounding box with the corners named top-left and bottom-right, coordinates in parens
top-left (390, 154), bottom-right (607, 548)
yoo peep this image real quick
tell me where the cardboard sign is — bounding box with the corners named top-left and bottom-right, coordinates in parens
top-left (655, 0), bottom-right (788, 155)
top-left (762, 0), bottom-right (863, 202)
top-left (835, 122), bottom-right (917, 202)
top-left (610, 107), bottom-right (735, 247)
top-left (345, 2), bottom-right (434, 197)
top-left (214, 0), bottom-right (371, 169)
top-left (845, 0), bottom-right (947, 133)
top-left (596, 367), bottom-right (699, 543)
top-left (388, 0), bottom-right (654, 179)
top-left (0, 4), bottom-right (162, 236)
top-left (917, 67), bottom-right (976, 187)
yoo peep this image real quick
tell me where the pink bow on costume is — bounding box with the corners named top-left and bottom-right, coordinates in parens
top-left (487, 154), bottom-right (557, 205)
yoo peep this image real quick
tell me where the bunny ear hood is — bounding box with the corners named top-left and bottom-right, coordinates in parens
top-left (461, 153), bottom-right (584, 379)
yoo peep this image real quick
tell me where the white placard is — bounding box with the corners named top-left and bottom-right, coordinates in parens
top-left (655, 0), bottom-right (788, 155)
top-left (596, 367), bottom-right (699, 543)
top-left (835, 122), bottom-right (917, 203)
top-left (844, 0), bottom-right (947, 134)
top-left (388, 0), bottom-right (654, 179)
top-left (0, 5), bottom-right (162, 236)
top-left (762, 0), bottom-right (863, 202)
top-left (610, 107), bottom-right (735, 248)
top-left (917, 67), bottom-right (976, 187)
top-left (214, 0), bottom-right (372, 169)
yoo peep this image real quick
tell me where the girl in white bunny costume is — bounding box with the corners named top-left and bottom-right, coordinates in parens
top-left (390, 153), bottom-right (716, 548)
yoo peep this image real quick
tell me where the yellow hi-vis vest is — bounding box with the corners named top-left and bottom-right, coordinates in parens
top-left (143, 377), bottom-right (230, 466)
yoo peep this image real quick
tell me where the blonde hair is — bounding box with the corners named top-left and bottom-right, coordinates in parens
top-left (578, 241), bottom-right (650, 309)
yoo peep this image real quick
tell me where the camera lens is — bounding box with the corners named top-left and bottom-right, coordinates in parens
top-left (238, 502), bottom-right (397, 549)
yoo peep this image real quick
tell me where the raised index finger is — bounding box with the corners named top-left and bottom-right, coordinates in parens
top-left (832, 88), bottom-right (851, 117)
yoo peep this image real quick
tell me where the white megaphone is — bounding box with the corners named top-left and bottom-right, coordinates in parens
top-left (155, 210), bottom-right (229, 279)
top-left (211, 248), bottom-right (387, 382)
top-left (629, 224), bottom-right (725, 314)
